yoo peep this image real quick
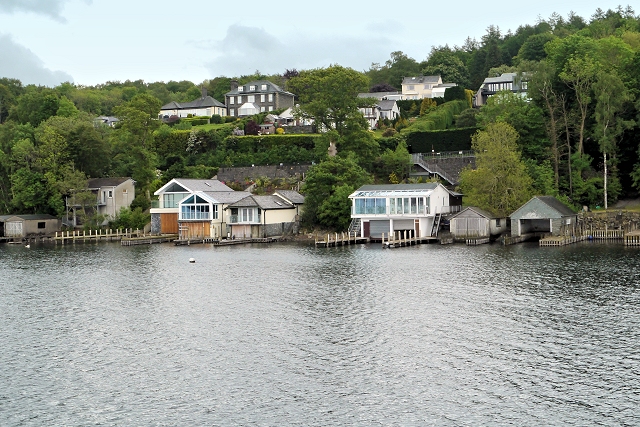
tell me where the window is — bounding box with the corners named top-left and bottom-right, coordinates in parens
top-left (260, 106), bottom-right (266, 112)
top-left (268, 94), bottom-right (273, 102)
top-left (241, 208), bottom-right (254, 222)
top-left (38, 222), bottom-right (45, 229)
top-left (260, 94), bottom-right (265, 102)
top-left (354, 198), bottom-right (386, 215)
top-left (162, 193), bottom-right (188, 209)
top-left (261, 84), bottom-right (267, 90)
top-left (496, 218), bottom-right (501, 227)
top-left (424, 84), bottom-right (431, 89)
top-left (238, 86), bottom-right (244, 92)
top-left (408, 85), bottom-right (414, 90)
top-left (230, 96), bottom-right (234, 104)
top-left (268, 106), bottom-right (273, 111)
top-left (248, 95), bottom-right (255, 102)
top-left (180, 195), bottom-right (215, 220)
top-left (230, 110), bottom-right (235, 116)
top-left (108, 190), bottom-right (113, 198)
top-left (249, 85), bottom-right (256, 91)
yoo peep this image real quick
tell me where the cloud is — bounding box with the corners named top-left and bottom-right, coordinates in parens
top-left (0, 0), bottom-right (91, 21)
top-left (204, 24), bottom-right (395, 77)
top-left (0, 34), bottom-right (73, 86)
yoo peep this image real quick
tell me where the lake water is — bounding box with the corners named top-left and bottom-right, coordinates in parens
top-left (1, 240), bottom-right (639, 426)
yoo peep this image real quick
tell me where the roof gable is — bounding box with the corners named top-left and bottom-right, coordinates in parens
top-left (510, 196), bottom-right (575, 219)
top-left (154, 178), bottom-right (233, 195)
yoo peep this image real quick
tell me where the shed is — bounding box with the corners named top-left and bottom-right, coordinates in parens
top-left (449, 207), bottom-right (507, 239)
top-left (509, 196), bottom-right (577, 237)
top-left (1, 214), bottom-right (60, 238)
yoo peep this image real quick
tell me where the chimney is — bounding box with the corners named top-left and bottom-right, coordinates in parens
top-left (201, 86), bottom-right (207, 98)
top-left (230, 80), bottom-right (239, 91)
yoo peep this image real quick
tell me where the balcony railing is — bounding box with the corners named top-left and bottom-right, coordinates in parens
top-left (228, 215), bottom-right (260, 224)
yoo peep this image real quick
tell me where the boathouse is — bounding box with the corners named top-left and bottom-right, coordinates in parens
top-left (449, 207), bottom-right (507, 240)
top-left (0, 214), bottom-right (60, 238)
top-left (509, 196), bottom-right (577, 237)
top-left (348, 183), bottom-right (461, 239)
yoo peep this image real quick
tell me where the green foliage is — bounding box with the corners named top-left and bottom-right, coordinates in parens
top-left (444, 86), bottom-right (467, 102)
top-left (422, 46), bottom-right (471, 88)
top-left (406, 127), bottom-right (476, 153)
top-left (459, 122), bottom-right (534, 217)
top-left (210, 114), bottom-right (223, 124)
top-left (366, 51), bottom-right (423, 89)
top-left (403, 100), bottom-right (468, 133)
top-left (110, 207), bottom-right (150, 230)
top-left (301, 155), bottom-right (372, 229)
top-left (286, 65), bottom-right (371, 135)
top-left (374, 140), bottom-right (412, 182)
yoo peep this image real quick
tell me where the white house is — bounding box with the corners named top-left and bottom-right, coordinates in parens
top-left (349, 183), bottom-right (461, 239)
top-left (159, 88), bottom-right (227, 119)
top-left (358, 99), bottom-right (400, 129)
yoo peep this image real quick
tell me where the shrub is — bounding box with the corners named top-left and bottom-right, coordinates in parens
top-left (210, 114), bottom-right (223, 124)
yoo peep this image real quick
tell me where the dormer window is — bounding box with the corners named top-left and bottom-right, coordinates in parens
top-left (238, 87), bottom-right (244, 92)
top-left (249, 85), bottom-right (256, 91)
top-left (261, 84), bottom-right (267, 90)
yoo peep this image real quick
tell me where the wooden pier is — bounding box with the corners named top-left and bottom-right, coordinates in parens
top-left (466, 237), bottom-right (490, 246)
top-left (539, 235), bottom-right (588, 246)
top-left (174, 237), bottom-right (279, 246)
top-left (624, 230), bottom-right (640, 246)
top-left (381, 231), bottom-right (436, 248)
top-left (121, 235), bottom-right (178, 246)
top-left (55, 228), bottom-right (140, 243)
top-left (315, 232), bottom-right (367, 247)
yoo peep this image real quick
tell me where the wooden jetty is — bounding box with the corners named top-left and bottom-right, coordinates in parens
top-left (121, 235), bottom-right (178, 246)
top-left (54, 228), bottom-right (140, 244)
top-left (381, 231), bottom-right (436, 248)
top-left (590, 229), bottom-right (624, 240)
top-left (539, 235), bottom-right (588, 246)
top-left (315, 232), bottom-right (367, 247)
top-left (624, 230), bottom-right (640, 246)
top-left (174, 237), bottom-right (279, 246)
top-left (466, 237), bottom-right (490, 246)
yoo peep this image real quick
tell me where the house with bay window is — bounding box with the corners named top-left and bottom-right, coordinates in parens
top-left (349, 183), bottom-right (461, 239)
top-left (151, 178), bottom-right (250, 239)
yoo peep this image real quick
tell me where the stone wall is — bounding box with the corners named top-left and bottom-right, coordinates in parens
top-left (216, 164), bottom-right (312, 183)
top-left (581, 211), bottom-right (640, 232)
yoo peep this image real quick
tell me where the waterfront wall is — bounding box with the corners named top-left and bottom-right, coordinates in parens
top-left (216, 164), bottom-right (311, 183)
top-left (581, 211), bottom-right (640, 232)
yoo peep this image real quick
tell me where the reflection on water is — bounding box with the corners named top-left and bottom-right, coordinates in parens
top-left (1, 241), bottom-right (639, 426)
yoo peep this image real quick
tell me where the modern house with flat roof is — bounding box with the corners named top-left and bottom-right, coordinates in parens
top-left (349, 183), bottom-right (461, 239)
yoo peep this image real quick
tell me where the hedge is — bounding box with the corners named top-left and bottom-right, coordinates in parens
top-left (405, 127), bottom-right (478, 153)
top-left (402, 100), bottom-right (468, 132)
top-left (224, 134), bottom-right (322, 153)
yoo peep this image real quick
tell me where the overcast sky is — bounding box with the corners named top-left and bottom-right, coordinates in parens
top-left (0, 0), bottom-right (632, 87)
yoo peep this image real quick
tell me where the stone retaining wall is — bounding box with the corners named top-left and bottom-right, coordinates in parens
top-left (216, 164), bottom-right (311, 183)
top-left (580, 211), bottom-right (640, 232)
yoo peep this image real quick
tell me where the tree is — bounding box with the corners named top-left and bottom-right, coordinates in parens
top-left (301, 155), bottom-right (372, 229)
top-left (286, 65), bottom-right (371, 136)
top-left (459, 122), bottom-right (534, 217)
top-left (592, 71), bottom-right (634, 208)
top-left (422, 46), bottom-right (471, 88)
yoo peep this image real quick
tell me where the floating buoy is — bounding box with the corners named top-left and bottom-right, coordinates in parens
top-left (189, 258), bottom-right (195, 263)
top-left (25, 244), bottom-right (30, 249)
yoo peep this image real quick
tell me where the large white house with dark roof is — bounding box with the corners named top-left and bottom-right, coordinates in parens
top-left (225, 80), bottom-right (295, 117)
top-left (159, 88), bottom-right (226, 119)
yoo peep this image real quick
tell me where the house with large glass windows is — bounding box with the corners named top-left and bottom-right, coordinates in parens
top-left (348, 183), bottom-right (461, 239)
top-left (151, 178), bottom-right (304, 240)
top-left (151, 178), bottom-right (250, 239)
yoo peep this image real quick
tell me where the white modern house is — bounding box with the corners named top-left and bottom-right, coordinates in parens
top-left (474, 72), bottom-right (528, 107)
top-left (349, 183), bottom-right (461, 239)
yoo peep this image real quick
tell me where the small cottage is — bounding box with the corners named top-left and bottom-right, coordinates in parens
top-left (509, 196), bottom-right (577, 237)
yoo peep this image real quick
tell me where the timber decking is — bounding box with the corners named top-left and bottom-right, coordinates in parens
top-left (314, 232), bottom-right (368, 247)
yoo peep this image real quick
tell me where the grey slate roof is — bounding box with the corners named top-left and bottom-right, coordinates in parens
top-left (225, 80), bottom-right (294, 97)
top-left (450, 206), bottom-right (498, 220)
top-left (227, 194), bottom-right (295, 210)
top-left (174, 179), bottom-right (234, 193)
top-left (203, 191), bottom-right (251, 204)
top-left (510, 196), bottom-right (576, 219)
top-left (402, 76), bottom-right (441, 85)
top-left (377, 99), bottom-right (397, 111)
top-left (88, 177), bottom-right (132, 188)
top-left (160, 95), bottom-right (225, 111)
top-left (1, 214), bottom-right (58, 221)
top-left (358, 91), bottom-right (400, 99)
top-left (274, 190), bottom-right (304, 204)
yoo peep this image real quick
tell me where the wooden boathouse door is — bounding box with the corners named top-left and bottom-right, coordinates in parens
top-left (415, 219), bottom-right (420, 237)
top-left (363, 221), bottom-right (370, 238)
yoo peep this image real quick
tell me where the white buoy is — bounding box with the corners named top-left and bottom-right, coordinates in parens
top-left (189, 258), bottom-right (195, 263)
top-left (25, 244), bottom-right (30, 249)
